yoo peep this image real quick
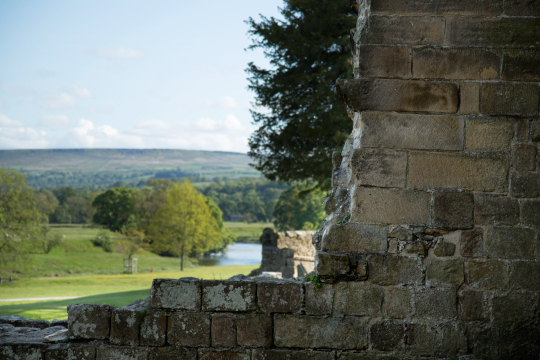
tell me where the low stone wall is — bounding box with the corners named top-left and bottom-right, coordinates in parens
top-left (260, 229), bottom-right (315, 277)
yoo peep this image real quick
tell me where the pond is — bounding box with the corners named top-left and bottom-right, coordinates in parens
top-left (199, 243), bottom-right (262, 266)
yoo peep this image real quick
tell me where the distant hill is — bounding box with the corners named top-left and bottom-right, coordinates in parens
top-left (0, 149), bottom-right (260, 189)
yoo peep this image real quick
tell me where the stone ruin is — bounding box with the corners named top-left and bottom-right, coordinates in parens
top-left (1, 0), bottom-right (540, 359)
top-left (260, 229), bottom-right (316, 278)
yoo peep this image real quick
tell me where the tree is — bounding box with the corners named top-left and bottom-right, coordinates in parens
top-left (147, 181), bottom-right (220, 270)
top-left (246, 0), bottom-right (356, 189)
top-left (0, 168), bottom-right (42, 270)
top-left (272, 184), bottom-right (326, 231)
top-left (204, 198), bottom-right (237, 255)
top-left (34, 189), bottom-right (59, 223)
top-left (92, 187), bottom-right (139, 232)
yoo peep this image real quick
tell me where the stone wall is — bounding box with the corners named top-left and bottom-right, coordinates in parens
top-left (260, 229), bottom-right (316, 278)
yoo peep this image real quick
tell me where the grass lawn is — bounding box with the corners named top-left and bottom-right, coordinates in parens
top-left (0, 265), bottom-right (258, 320)
top-left (224, 221), bottom-right (273, 243)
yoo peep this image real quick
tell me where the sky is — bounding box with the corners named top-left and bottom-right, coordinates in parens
top-left (0, 0), bottom-right (284, 153)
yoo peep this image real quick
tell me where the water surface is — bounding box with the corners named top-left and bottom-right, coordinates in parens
top-left (199, 243), bottom-right (262, 266)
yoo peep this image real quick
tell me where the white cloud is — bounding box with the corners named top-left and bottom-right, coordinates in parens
top-left (39, 115), bottom-right (70, 130)
top-left (195, 114), bottom-right (244, 132)
top-left (57, 119), bottom-right (121, 148)
top-left (0, 114), bottom-right (24, 127)
top-left (71, 85), bottom-right (93, 99)
top-left (39, 93), bottom-right (76, 109)
top-left (97, 47), bottom-right (143, 59)
top-left (205, 96), bottom-right (238, 110)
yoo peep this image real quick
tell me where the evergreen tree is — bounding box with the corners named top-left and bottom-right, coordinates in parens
top-left (246, 0), bottom-right (356, 189)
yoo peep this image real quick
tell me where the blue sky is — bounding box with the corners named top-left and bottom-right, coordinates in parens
top-left (0, 0), bottom-right (283, 152)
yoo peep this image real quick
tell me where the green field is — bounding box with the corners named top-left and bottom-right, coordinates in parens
top-left (225, 221), bottom-right (273, 243)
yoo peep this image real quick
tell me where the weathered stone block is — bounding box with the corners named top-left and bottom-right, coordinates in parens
top-left (350, 148), bottom-right (407, 188)
top-left (458, 82), bottom-right (480, 114)
top-left (110, 299), bottom-right (147, 346)
top-left (321, 223), bottom-right (388, 253)
top-left (460, 228), bottom-right (484, 257)
top-left (388, 239), bottom-right (399, 254)
top-left (0, 315), bottom-right (49, 329)
top-left (0, 344), bottom-right (44, 360)
top-left (504, 0), bottom-right (540, 17)
top-left (211, 314), bottom-right (236, 348)
top-left (274, 315), bottom-right (367, 349)
top-left (359, 112), bottom-right (464, 151)
top-left (485, 226), bottom-right (537, 260)
top-left (413, 48), bottom-right (500, 80)
top-left (521, 199), bottom-right (540, 228)
top-left (67, 303), bottom-right (111, 340)
top-left (388, 226), bottom-right (412, 241)
top-left (474, 195), bottom-right (519, 226)
top-left (509, 261), bottom-right (540, 291)
top-left (370, 0), bottom-right (502, 15)
top-left (460, 290), bottom-right (485, 321)
top-left (368, 255), bottom-right (423, 286)
top-left (432, 191), bottom-right (474, 230)
top-left (465, 117), bottom-right (513, 150)
top-left (44, 344), bottom-right (95, 360)
top-left (359, 45), bottom-right (411, 78)
top-left (253, 349), bottom-right (334, 360)
top-left (96, 346), bottom-right (149, 360)
top-left (492, 292), bottom-right (539, 326)
top-left (408, 151), bottom-right (509, 192)
top-left (467, 259), bottom-right (508, 289)
top-left (315, 251), bottom-right (350, 277)
top-left (447, 17), bottom-right (540, 48)
top-left (305, 282), bottom-right (334, 315)
top-left (503, 50), bottom-right (540, 82)
top-left (236, 314), bottom-right (272, 347)
top-left (337, 353), bottom-right (402, 360)
top-left (510, 172), bottom-right (540, 198)
top-left (333, 282), bottom-right (384, 317)
top-left (512, 144), bottom-right (537, 171)
top-left (481, 83), bottom-right (540, 116)
top-left (360, 16), bottom-right (445, 45)
top-left (515, 119), bottom-right (529, 142)
top-left (414, 288), bottom-right (457, 320)
top-left (150, 278), bottom-right (201, 311)
top-left (383, 287), bottom-right (412, 319)
top-left (150, 347), bottom-right (197, 360)
top-left (167, 312), bottom-right (210, 347)
top-left (433, 241), bottom-right (456, 257)
top-left (531, 120), bottom-right (540, 142)
top-left (198, 349), bottom-right (250, 360)
top-left (402, 242), bottom-right (426, 256)
top-left (370, 321), bottom-right (405, 351)
top-left (408, 322), bottom-right (467, 357)
top-left (426, 259), bottom-right (464, 286)
top-left (140, 310), bottom-right (167, 347)
top-left (202, 280), bottom-right (256, 312)
top-left (336, 79), bottom-right (459, 113)
top-left (257, 280), bottom-right (303, 313)
top-left (351, 187), bottom-right (430, 226)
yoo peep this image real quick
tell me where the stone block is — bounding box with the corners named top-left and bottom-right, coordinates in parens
top-left (388, 239), bottom-right (399, 254)
top-left (96, 346), bottom-right (149, 360)
top-left (351, 187), bottom-right (430, 226)
top-left (359, 45), bottom-right (411, 78)
top-left (198, 349), bottom-right (250, 360)
top-left (402, 242), bottom-right (426, 256)
top-left (110, 300), bottom-right (147, 347)
top-left (321, 223), bottom-right (388, 253)
top-left (350, 148), bottom-right (407, 188)
top-left (0, 315), bottom-right (49, 329)
top-left (467, 259), bottom-right (508, 290)
top-left (531, 121), bottom-right (540, 142)
top-left (504, 0), bottom-right (540, 17)
top-left (515, 119), bottom-right (529, 142)
top-left (408, 322), bottom-right (467, 357)
top-left (167, 312), bottom-right (210, 347)
top-left (465, 117), bottom-right (513, 150)
top-left (67, 303), bottom-right (111, 340)
top-left (408, 151), bottom-right (509, 192)
top-left (360, 16), bottom-right (445, 45)
top-left (512, 144), bottom-right (537, 171)
top-left (388, 226), bottom-right (413, 241)
top-left (359, 112), bottom-right (464, 151)
top-left (510, 172), bottom-right (540, 198)
top-left (433, 241), bottom-right (456, 257)
top-left (431, 191), bottom-right (474, 230)
top-left (335, 79), bottom-right (459, 114)
top-left (383, 287), bottom-right (412, 319)
top-left (509, 261), bottom-right (540, 291)
top-left (458, 82), bottom-right (480, 114)
top-left (446, 17), bottom-right (540, 48)
top-left (281, 248), bottom-right (294, 258)
top-left (481, 83), bottom-right (540, 116)
top-left (370, 321), bottom-right (405, 351)
top-left (426, 259), bottom-right (464, 286)
top-left (474, 195), bottom-right (519, 226)
top-left (337, 354), bottom-right (402, 360)
top-left (333, 282), bottom-right (384, 317)
top-left (150, 278), bottom-right (201, 311)
top-left (413, 48), bottom-right (500, 80)
top-left (236, 314), bottom-right (272, 347)
top-left (211, 314), bottom-right (236, 348)
top-left (370, 0), bottom-right (502, 15)
top-left (305, 282), bottom-right (334, 315)
top-left (466, 323), bottom-right (498, 360)
top-left (460, 229), bottom-right (484, 257)
top-left (368, 255), bottom-right (423, 286)
top-left (140, 310), bottom-right (167, 347)
top-left (315, 251), bottom-right (350, 277)
top-left (459, 290), bottom-right (485, 321)
top-left (521, 199), bottom-right (540, 228)
top-left (44, 344), bottom-right (95, 360)
top-left (253, 349), bottom-right (335, 360)
top-left (414, 288), bottom-right (457, 320)
top-left (202, 280), bottom-right (256, 312)
top-left (274, 315), bottom-right (367, 349)
top-left (502, 50), bottom-right (540, 81)
top-left (150, 347), bottom-right (197, 360)
top-left (492, 292), bottom-right (538, 325)
top-left (257, 280), bottom-right (303, 313)
top-left (0, 344), bottom-right (44, 360)
top-left (485, 226), bottom-right (537, 260)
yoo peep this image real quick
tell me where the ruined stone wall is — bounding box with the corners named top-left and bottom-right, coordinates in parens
top-left (260, 229), bottom-right (316, 278)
